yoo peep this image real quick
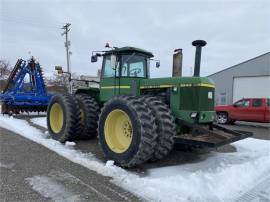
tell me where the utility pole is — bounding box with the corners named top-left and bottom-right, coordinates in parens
top-left (61, 23), bottom-right (72, 93)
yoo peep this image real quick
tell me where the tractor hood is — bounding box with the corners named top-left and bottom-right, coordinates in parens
top-left (140, 76), bottom-right (215, 89)
top-left (140, 76), bottom-right (215, 124)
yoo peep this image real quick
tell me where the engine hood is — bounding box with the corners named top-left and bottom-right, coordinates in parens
top-left (140, 76), bottom-right (215, 89)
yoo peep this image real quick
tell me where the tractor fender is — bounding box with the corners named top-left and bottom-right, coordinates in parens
top-left (75, 88), bottom-right (100, 103)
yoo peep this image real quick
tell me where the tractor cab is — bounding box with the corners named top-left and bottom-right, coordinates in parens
top-left (101, 47), bottom-right (154, 78)
top-left (91, 47), bottom-right (156, 101)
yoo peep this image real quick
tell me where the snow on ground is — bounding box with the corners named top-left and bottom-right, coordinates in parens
top-left (65, 141), bottom-right (76, 147)
top-left (30, 117), bottom-right (47, 128)
top-left (1, 115), bottom-right (270, 202)
top-left (26, 175), bottom-right (80, 202)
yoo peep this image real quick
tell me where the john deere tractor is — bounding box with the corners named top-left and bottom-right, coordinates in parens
top-left (47, 40), bottom-right (252, 168)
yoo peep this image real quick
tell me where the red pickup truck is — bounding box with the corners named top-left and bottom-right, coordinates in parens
top-left (215, 98), bottom-right (270, 124)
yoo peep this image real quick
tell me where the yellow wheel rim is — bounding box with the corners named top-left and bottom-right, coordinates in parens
top-left (49, 103), bottom-right (64, 133)
top-left (104, 109), bottom-right (133, 153)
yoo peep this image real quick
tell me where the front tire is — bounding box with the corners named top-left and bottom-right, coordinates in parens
top-left (228, 119), bottom-right (236, 124)
top-left (47, 94), bottom-right (81, 143)
top-left (98, 96), bottom-right (157, 168)
top-left (140, 96), bottom-right (176, 161)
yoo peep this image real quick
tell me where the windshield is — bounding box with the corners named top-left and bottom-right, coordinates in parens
top-left (121, 54), bottom-right (148, 78)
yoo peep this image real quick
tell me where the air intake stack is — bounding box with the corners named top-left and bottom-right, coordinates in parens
top-left (192, 40), bottom-right (207, 77)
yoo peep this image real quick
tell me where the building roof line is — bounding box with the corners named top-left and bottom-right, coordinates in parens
top-left (208, 52), bottom-right (270, 77)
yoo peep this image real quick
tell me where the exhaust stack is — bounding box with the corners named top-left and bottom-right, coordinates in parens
top-left (192, 40), bottom-right (207, 77)
top-left (172, 48), bottom-right (183, 77)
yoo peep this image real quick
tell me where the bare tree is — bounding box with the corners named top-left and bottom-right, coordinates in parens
top-left (0, 59), bottom-right (12, 79)
top-left (52, 72), bottom-right (70, 87)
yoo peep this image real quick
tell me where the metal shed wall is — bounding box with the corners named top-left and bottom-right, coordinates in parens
top-left (208, 52), bottom-right (270, 105)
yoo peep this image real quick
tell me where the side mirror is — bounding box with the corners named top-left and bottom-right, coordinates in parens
top-left (111, 55), bottom-right (117, 70)
top-left (91, 55), bottom-right (98, 63)
top-left (156, 61), bottom-right (160, 68)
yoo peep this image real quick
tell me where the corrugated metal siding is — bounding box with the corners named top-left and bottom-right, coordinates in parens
top-left (208, 52), bottom-right (270, 105)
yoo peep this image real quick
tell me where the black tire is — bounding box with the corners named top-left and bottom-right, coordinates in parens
top-left (216, 112), bottom-right (229, 124)
top-left (140, 96), bottom-right (176, 161)
top-left (98, 95), bottom-right (157, 168)
top-left (47, 94), bottom-right (81, 143)
top-left (75, 94), bottom-right (100, 139)
top-left (228, 119), bottom-right (236, 124)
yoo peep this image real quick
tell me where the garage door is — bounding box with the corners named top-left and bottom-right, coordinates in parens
top-left (233, 76), bottom-right (270, 102)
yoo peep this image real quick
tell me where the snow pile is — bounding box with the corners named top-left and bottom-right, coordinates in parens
top-left (65, 141), bottom-right (76, 147)
top-left (0, 115), bottom-right (270, 202)
top-left (30, 117), bottom-right (47, 128)
top-left (105, 160), bottom-right (115, 167)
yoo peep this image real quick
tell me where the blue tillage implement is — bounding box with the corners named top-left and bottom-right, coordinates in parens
top-left (0, 57), bottom-right (52, 114)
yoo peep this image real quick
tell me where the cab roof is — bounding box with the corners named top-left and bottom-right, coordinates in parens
top-left (104, 46), bottom-right (154, 58)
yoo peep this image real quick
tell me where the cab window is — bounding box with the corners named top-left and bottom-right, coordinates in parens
top-left (252, 99), bottom-right (262, 107)
top-left (234, 100), bottom-right (243, 107)
top-left (267, 99), bottom-right (270, 107)
top-left (102, 55), bottom-right (119, 78)
top-left (234, 99), bottom-right (250, 107)
top-left (121, 54), bottom-right (147, 77)
top-left (242, 100), bottom-right (250, 107)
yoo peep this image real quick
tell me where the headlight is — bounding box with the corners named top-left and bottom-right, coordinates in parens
top-left (172, 87), bottom-right (177, 92)
top-left (190, 112), bottom-right (197, 118)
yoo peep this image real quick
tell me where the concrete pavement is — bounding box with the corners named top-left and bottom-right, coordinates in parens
top-left (0, 127), bottom-right (141, 202)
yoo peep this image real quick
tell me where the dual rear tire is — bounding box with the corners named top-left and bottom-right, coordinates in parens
top-left (47, 94), bottom-right (99, 143)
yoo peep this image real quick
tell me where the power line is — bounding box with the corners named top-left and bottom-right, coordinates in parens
top-left (0, 16), bottom-right (65, 30)
top-left (0, 12), bottom-right (65, 24)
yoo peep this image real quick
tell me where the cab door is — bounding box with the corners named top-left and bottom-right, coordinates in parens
top-left (100, 55), bottom-right (120, 102)
top-left (249, 99), bottom-right (265, 122)
top-left (264, 99), bottom-right (270, 122)
top-left (230, 99), bottom-right (251, 121)
top-left (118, 54), bottom-right (148, 96)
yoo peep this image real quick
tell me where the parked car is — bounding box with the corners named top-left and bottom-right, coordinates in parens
top-left (215, 98), bottom-right (270, 124)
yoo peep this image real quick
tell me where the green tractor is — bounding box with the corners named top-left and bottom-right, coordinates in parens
top-left (47, 40), bottom-right (252, 167)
